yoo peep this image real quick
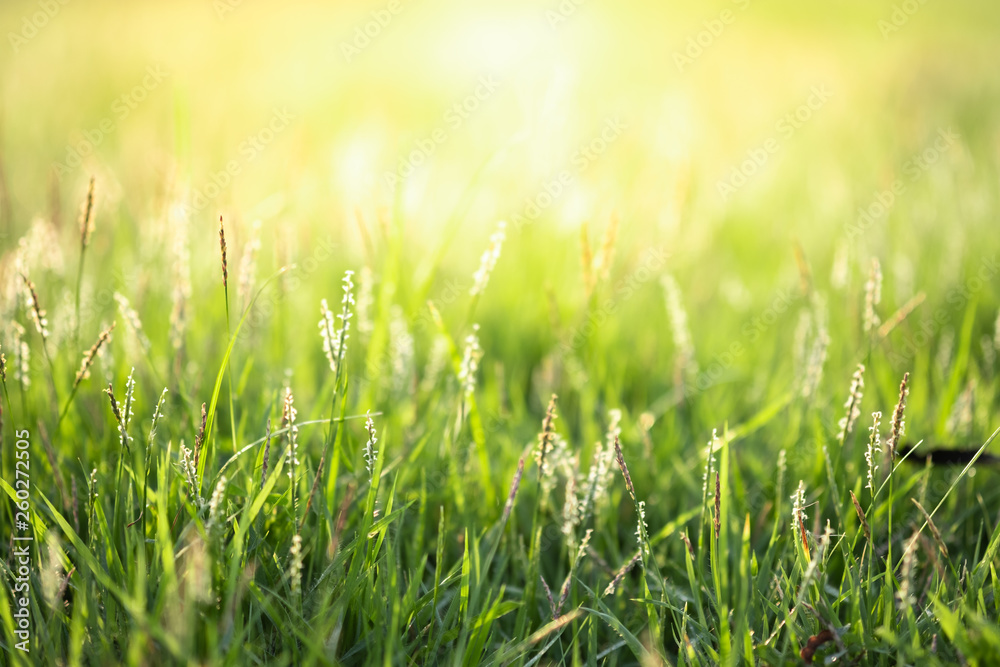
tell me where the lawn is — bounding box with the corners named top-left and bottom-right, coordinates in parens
top-left (2, 0), bottom-right (1000, 664)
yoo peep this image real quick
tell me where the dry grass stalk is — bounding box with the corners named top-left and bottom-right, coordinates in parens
top-left (501, 457), bottom-right (525, 525)
top-left (261, 418), bottom-right (272, 491)
top-left (303, 453), bottom-right (326, 517)
top-left (613, 434), bottom-right (636, 502)
top-left (603, 550), bottom-right (641, 596)
top-left (911, 498), bottom-right (948, 558)
top-left (74, 322), bottom-right (115, 388)
top-left (877, 292), bottom-right (926, 339)
top-left (194, 403), bottom-right (207, 469)
top-left (863, 257), bottom-right (882, 334)
top-left (535, 394), bottom-right (559, 474)
top-left (886, 372), bottom-right (910, 458)
top-left (470, 220), bottom-right (506, 296)
top-left (837, 363), bottom-right (865, 441)
top-left (849, 490), bottom-right (871, 542)
top-left (79, 176), bottom-right (95, 248)
top-left (219, 215), bottom-right (228, 289)
top-left (20, 272), bottom-right (49, 340)
top-left (106, 383), bottom-right (123, 426)
top-left (793, 240), bottom-right (812, 296)
top-left (680, 531), bottom-right (695, 559)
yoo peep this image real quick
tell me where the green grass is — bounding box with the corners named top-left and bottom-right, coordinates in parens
top-left (2, 1), bottom-right (1000, 665)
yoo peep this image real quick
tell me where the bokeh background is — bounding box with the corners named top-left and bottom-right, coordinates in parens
top-left (2, 0), bottom-right (1000, 439)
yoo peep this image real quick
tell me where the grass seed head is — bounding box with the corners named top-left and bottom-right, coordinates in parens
top-left (603, 551), bottom-right (641, 597)
top-left (849, 490), bottom-right (871, 542)
top-left (887, 372), bottom-right (910, 458)
top-left (837, 363), bottom-right (865, 441)
top-left (713, 471), bottom-right (721, 540)
top-left (801, 294), bottom-right (830, 398)
top-left (261, 418), bottom-right (272, 491)
top-left (74, 322), bottom-right (115, 388)
top-left (457, 324), bottom-right (483, 398)
top-left (363, 410), bottom-right (378, 484)
top-left (636, 499), bottom-right (649, 557)
top-left (114, 293), bottom-right (149, 351)
top-left (865, 411), bottom-right (883, 493)
top-left (20, 273), bottom-right (49, 340)
top-left (613, 435), bottom-right (636, 502)
top-left (501, 457), bottom-right (525, 525)
top-left (863, 257), bottom-right (882, 334)
top-left (791, 480), bottom-right (807, 534)
top-left (282, 388), bottom-right (299, 479)
top-left (79, 176), bottom-right (96, 248)
top-left (194, 402), bottom-right (207, 468)
top-left (535, 394), bottom-right (559, 474)
top-left (208, 476), bottom-right (228, 530)
top-left (470, 220), bottom-right (506, 296)
top-left (288, 533), bottom-right (304, 598)
top-left (911, 498), bottom-right (949, 558)
top-left (218, 216), bottom-right (228, 289)
top-left (662, 273), bottom-right (697, 387)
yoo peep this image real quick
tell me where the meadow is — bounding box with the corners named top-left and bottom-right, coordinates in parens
top-left (2, 0), bottom-right (1000, 664)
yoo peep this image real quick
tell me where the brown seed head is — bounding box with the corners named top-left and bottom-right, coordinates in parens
top-left (849, 490), bottom-right (871, 542)
top-left (911, 498), bottom-right (948, 558)
top-left (79, 177), bottom-right (96, 248)
top-left (20, 273), bottom-right (49, 340)
top-left (219, 216), bottom-right (228, 289)
top-left (261, 418), bottom-right (272, 490)
top-left (194, 403), bottom-right (207, 468)
top-left (74, 322), bottom-right (116, 388)
top-left (713, 471), bottom-right (721, 539)
top-left (501, 457), bottom-right (525, 525)
top-left (106, 383), bottom-right (122, 426)
top-left (680, 530), bottom-right (695, 559)
top-left (613, 435), bottom-right (636, 501)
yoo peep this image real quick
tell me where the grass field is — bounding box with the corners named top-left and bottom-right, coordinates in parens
top-left (2, 0), bottom-right (1000, 664)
